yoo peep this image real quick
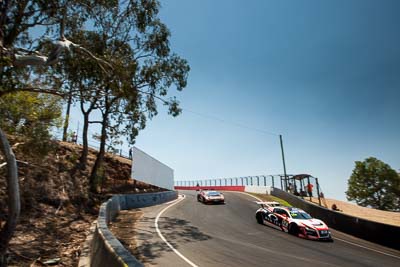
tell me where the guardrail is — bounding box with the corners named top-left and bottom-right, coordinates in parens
top-left (271, 187), bottom-right (400, 250)
top-left (85, 191), bottom-right (178, 267)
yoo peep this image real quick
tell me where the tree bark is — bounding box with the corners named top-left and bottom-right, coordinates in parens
top-left (62, 91), bottom-right (72, 141)
top-left (89, 95), bottom-right (109, 193)
top-left (89, 115), bottom-right (107, 193)
top-left (79, 111), bottom-right (89, 169)
top-left (0, 128), bottom-right (20, 267)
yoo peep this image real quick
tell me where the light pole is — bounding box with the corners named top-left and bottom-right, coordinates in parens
top-left (279, 134), bottom-right (288, 191)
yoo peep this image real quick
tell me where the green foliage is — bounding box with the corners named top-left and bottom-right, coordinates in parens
top-left (346, 157), bottom-right (400, 211)
top-left (0, 91), bottom-right (62, 155)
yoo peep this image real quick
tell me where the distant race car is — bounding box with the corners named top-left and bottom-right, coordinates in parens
top-left (255, 202), bottom-right (332, 241)
top-left (197, 190), bottom-right (225, 204)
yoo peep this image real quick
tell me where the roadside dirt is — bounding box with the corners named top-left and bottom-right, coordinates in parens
top-left (308, 197), bottom-right (400, 227)
top-left (0, 138), bottom-right (159, 267)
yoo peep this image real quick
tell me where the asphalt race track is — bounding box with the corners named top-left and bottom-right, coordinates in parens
top-left (134, 190), bottom-right (400, 267)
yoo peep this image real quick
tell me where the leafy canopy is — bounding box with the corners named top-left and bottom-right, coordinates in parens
top-left (0, 91), bottom-right (62, 155)
top-left (346, 157), bottom-right (400, 211)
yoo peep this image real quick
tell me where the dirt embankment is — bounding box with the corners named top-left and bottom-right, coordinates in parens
top-left (0, 139), bottom-right (159, 267)
top-left (309, 197), bottom-right (400, 227)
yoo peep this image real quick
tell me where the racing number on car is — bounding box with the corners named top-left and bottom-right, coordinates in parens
top-left (267, 214), bottom-right (280, 226)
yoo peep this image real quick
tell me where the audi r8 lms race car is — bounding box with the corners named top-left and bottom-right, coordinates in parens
top-left (255, 202), bottom-right (332, 241)
top-left (197, 190), bottom-right (225, 204)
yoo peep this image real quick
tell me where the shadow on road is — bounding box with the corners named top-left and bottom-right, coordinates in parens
top-left (110, 209), bottom-right (211, 265)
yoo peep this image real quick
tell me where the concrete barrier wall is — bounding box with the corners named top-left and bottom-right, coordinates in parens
top-left (90, 191), bottom-right (178, 267)
top-left (271, 187), bottom-right (400, 250)
top-left (131, 147), bottom-right (174, 190)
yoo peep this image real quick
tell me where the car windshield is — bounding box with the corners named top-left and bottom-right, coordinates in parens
top-left (290, 211), bottom-right (312, 220)
top-left (207, 191), bottom-right (221, 196)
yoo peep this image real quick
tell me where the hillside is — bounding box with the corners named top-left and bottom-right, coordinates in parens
top-left (0, 138), bottom-right (160, 267)
top-left (309, 197), bottom-right (400, 227)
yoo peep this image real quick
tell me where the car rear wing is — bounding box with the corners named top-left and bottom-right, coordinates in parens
top-left (255, 201), bottom-right (281, 208)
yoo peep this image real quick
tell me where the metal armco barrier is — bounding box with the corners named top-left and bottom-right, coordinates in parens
top-left (271, 187), bottom-right (400, 250)
top-left (89, 191), bottom-right (178, 267)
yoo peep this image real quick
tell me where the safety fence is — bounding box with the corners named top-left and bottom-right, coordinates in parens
top-left (175, 175), bottom-right (281, 188)
top-left (175, 174), bottom-right (325, 203)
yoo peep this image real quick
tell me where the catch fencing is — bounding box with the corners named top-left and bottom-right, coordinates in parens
top-left (175, 175), bottom-right (281, 188)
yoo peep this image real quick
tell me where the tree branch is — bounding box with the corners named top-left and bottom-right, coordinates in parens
top-left (0, 87), bottom-right (66, 98)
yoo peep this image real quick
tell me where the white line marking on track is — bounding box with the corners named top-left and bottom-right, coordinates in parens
top-left (155, 194), bottom-right (199, 267)
top-left (231, 191), bottom-right (400, 260)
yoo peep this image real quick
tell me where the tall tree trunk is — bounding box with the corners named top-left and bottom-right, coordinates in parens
top-left (89, 93), bottom-right (109, 193)
top-left (62, 91), bottom-right (72, 141)
top-left (79, 111), bottom-right (89, 169)
top-left (89, 115), bottom-right (107, 193)
top-left (0, 128), bottom-right (20, 267)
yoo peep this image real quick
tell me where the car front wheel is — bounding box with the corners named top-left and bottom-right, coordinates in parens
top-left (288, 223), bottom-right (298, 235)
top-left (256, 213), bottom-right (264, 224)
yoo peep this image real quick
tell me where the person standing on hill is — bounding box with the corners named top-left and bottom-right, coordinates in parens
top-left (306, 182), bottom-right (313, 197)
top-left (129, 147), bottom-right (133, 159)
top-left (288, 182), bottom-right (294, 194)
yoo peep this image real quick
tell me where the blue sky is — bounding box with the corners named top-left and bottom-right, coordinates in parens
top-left (70, 0), bottom-right (400, 201)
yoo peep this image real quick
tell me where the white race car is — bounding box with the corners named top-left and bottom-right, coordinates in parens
top-left (255, 203), bottom-right (332, 241)
top-left (197, 190), bottom-right (225, 204)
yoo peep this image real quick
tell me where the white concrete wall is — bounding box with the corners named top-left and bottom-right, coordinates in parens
top-left (245, 186), bottom-right (272, 195)
top-left (131, 147), bottom-right (174, 190)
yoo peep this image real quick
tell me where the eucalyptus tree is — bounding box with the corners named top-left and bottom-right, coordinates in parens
top-left (58, 30), bottom-right (106, 169)
top-left (85, 1), bottom-right (190, 191)
top-left (0, 1), bottom-right (190, 265)
top-left (346, 157), bottom-right (400, 211)
top-left (0, 1), bottom-right (99, 265)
